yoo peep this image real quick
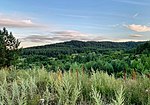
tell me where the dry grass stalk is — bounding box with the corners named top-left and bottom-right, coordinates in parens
top-left (123, 69), bottom-right (126, 81)
top-left (70, 69), bottom-right (72, 77)
top-left (58, 70), bottom-right (62, 82)
top-left (76, 69), bottom-right (78, 81)
top-left (132, 69), bottom-right (136, 80)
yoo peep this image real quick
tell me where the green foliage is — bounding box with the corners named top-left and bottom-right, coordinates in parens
top-left (136, 41), bottom-right (150, 54)
top-left (91, 85), bottom-right (103, 105)
top-left (0, 68), bottom-right (149, 105)
top-left (124, 76), bottom-right (150, 105)
top-left (16, 41), bottom-right (150, 77)
top-left (18, 50), bottom-right (150, 76)
top-left (0, 27), bottom-right (20, 68)
top-left (112, 86), bottom-right (125, 105)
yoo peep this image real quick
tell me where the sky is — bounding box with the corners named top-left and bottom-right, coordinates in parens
top-left (0, 0), bottom-right (150, 47)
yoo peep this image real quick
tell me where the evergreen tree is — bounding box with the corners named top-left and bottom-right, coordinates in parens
top-left (0, 27), bottom-right (20, 68)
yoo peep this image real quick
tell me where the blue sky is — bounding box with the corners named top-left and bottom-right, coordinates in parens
top-left (0, 0), bottom-right (150, 47)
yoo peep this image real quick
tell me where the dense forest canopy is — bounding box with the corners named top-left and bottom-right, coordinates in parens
top-left (136, 41), bottom-right (150, 54)
top-left (18, 40), bottom-right (150, 76)
top-left (22, 40), bottom-right (145, 57)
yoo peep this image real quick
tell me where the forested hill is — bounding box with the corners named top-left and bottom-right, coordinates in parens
top-left (136, 41), bottom-right (150, 54)
top-left (22, 40), bottom-right (145, 57)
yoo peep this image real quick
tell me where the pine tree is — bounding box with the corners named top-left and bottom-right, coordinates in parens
top-left (0, 27), bottom-right (20, 68)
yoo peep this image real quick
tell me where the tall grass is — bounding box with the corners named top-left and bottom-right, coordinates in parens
top-left (0, 68), bottom-right (149, 105)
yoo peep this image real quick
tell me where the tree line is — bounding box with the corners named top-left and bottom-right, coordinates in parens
top-left (22, 40), bottom-right (145, 57)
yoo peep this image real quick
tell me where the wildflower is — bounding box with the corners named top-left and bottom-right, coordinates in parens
top-left (40, 99), bottom-right (44, 105)
top-left (146, 89), bottom-right (149, 92)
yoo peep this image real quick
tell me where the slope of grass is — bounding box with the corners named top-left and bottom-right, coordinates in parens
top-left (0, 68), bottom-right (149, 105)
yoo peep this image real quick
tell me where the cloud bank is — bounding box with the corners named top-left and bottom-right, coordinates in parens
top-left (21, 30), bottom-right (106, 43)
top-left (126, 24), bottom-right (150, 32)
top-left (0, 18), bottom-right (42, 28)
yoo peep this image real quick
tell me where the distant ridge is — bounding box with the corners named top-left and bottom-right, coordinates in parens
top-left (26, 40), bottom-right (145, 48)
top-left (22, 40), bottom-right (146, 57)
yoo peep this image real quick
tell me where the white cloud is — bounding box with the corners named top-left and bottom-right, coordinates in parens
top-left (130, 34), bottom-right (142, 37)
top-left (0, 18), bottom-right (42, 28)
top-left (0, 13), bottom-right (46, 28)
top-left (21, 20), bottom-right (33, 24)
top-left (125, 24), bottom-right (150, 32)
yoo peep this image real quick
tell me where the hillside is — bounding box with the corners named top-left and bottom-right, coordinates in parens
top-left (22, 40), bottom-right (145, 57)
top-left (136, 41), bottom-right (150, 54)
